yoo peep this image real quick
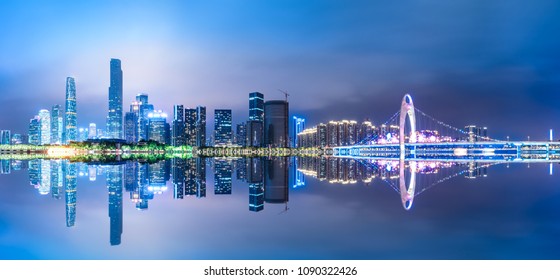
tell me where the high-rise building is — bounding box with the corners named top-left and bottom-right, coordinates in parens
top-left (64, 77), bottom-right (77, 143)
top-left (147, 110), bottom-right (169, 144)
top-left (29, 116), bottom-right (41, 145)
top-left (136, 94), bottom-right (154, 141)
top-left (185, 108), bottom-right (197, 146)
top-left (246, 120), bottom-right (263, 147)
top-left (249, 92), bottom-right (264, 122)
top-left (236, 123), bottom-right (247, 146)
top-left (292, 116), bottom-right (305, 147)
top-left (124, 112), bottom-right (138, 143)
top-left (196, 106), bottom-right (206, 147)
top-left (172, 105), bottom-right (186, 146)
top-left (465, 125), bottom-right (488, 142)
top-left (107, 58), bottom-right (123, 139)
top-left (11, 133), bottom-right (23, 145)
top-left (88, 123), bottom-right (97, 139)
top-left (248, 92), bottom-right (264, 147)
top-left (264, 100), bottom-right (289, 148)
top-left (0, 130), bottom-right (10, 145)
top-left (214, 109), bottom-right (232, 146)
top-left (38, 109), bottom-right (51, 145)
top-left (51, 105), bottom-right (63, 144)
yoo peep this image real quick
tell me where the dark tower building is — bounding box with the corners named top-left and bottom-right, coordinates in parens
top-left (236, 123), bottom-right (247, 146)
top-left (185, 108), bottom-right (197, 146)
top-left (214, 109), bottom-right (232, 146)
top-left (172, 105), bottom-right (186, 146)
top-left (264, 100), bottom-right (289, 148)
top-left (107, 58), bottom-right (123, 139)
top-left (196, 106), bottom-right (206, 147)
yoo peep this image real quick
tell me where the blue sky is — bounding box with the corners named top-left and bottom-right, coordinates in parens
top-left (1, 0), bottom-right (560, 139)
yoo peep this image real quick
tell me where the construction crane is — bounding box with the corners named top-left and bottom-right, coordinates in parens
top-left (278, 89), bottom-right (290, 102)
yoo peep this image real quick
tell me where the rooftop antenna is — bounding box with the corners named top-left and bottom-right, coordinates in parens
top-left (278, 89), bottom-right (290, 102)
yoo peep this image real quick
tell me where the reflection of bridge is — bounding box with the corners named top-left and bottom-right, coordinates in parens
top-left (331, 94), bottom-right (560, 161)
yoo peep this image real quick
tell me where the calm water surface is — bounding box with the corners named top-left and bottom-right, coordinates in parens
top-left (0, 157), bottom-right (559, 260)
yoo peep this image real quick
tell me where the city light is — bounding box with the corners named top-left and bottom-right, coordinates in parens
top-left (47, 147), bottom-right (77, 157)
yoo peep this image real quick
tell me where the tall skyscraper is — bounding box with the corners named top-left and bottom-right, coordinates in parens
top-left (38, 109), bottom-right (51, 145)
top-left (147, 110), bottom-right (169, 144)
top-left (248, 92), bottom-right (264, 147)
top-left (236, 123), bottom-right (247, 146)
top-left (196, 106), bottom-right (206, 147)
top-left (185, 108), bottom-right (197, 146)
top-left (51, 105), bottom-right (63, 144)
top-left (64, 77), bottom-right (77, 143)
top-left (172, 105), bottom-right (186, 146)
top-left (264, 100), bottom-right (289, 148)
top-left (107, 58), bottom-right (123, 139)
top-left (29, 116), bottom-right (41, 145)
top-left (0, 130), bottom-right (10, 145)
top-left (124, 112), bottom-right (138, 143)
top-left (249, 92), bottom-right (264, 122)
top-left (136, 94), bottom-right (154, 141)
top-left (182, 106), bottom-right (206, 146)
top-left (214, 109), bottom-right (232, 146)
top-left (292, 116), bottom-right (305, 147)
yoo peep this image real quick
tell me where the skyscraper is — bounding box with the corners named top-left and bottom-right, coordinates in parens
top-left (214, 109), bottom-right (232, 146)
top-left (236, 123), bottom-right (247, 146)
top-left (172, 105), bottom-right (186, 146)
top-left (107, 59), bottom-right (123, 139)
top-left (136, 94), bottom-right (154, 141)
top-left (29, 116), bottom-right (41, 145)
top-left (185, 108), bottom-right (197, 146)
top-left (51, 105), bottom-right (63, 144)
top-left (196, 106), bottom-right (206, 147)
top-left (0, 130), bottom-right (10, 145)
top-left (248, 92), bottom-right (264, 147)
top-left (38, 109), bottom-right (51, 145)
top-left (64, 77), bottom-right (77, 143)
top-left (264, 100), bottom-right (289, 148)
top-left (249, 92), bottom-right (264, 122)
top-left (147, 110), bottom-right (169, 144)
top-left (124, 112), bottom-right (138, 143)
top-left (292, 116), bottom-right (305, 147)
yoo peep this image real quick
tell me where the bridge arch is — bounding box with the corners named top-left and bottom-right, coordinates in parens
top-left (399, 94), bottom-right (416, 160)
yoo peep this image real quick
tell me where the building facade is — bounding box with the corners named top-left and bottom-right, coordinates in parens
top-left (64, 77), bottom-right (77, 143)
top-left (264, 100), bottom-right (289, 148)
top-left (214, 109), bottom-right (232, 146)
top-left (107, 59), bottom-right (123, 139)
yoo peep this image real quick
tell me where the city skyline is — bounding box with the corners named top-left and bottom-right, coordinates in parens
top-left (1, 1), bottom-right (560, 141)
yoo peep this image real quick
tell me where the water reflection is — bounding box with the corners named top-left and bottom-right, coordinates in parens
top-left (0, 156), bottom-right (498, 246)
